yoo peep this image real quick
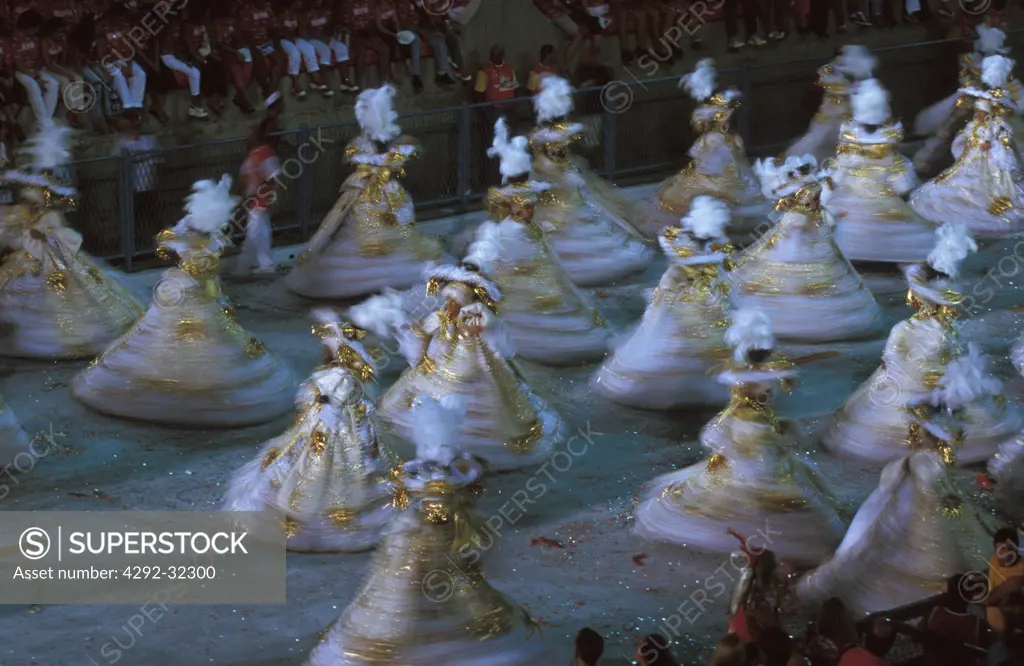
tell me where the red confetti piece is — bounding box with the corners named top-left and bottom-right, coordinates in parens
top-left (632, 553), bottom-right (647, 566)
top-left (530, 536), bottom-right (563, 549)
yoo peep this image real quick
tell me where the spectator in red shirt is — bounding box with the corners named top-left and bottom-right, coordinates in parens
top-left (40, 18), bottom-right (86, 127)
top-left (806, 598), bottom-right (891, 666)
top-left (279, 0), bottom-right (330, 99)
top-left (297, 0), bottom-right (339, 95)
top-left (241, 0), bottom-right (283, 99)
top-left (527, 44), bottom-right (558, 95)
top-left (347, 0), bottom-right (392, 87)
top-left (330, 1), bottom-right (358, 92)
top-left (210, 7), bottom-right (255, 114)
top-left (12, 9), bottom-right (60, 124)
top-left (473, 43), bottom-right (518, 103)
top-left (159, 12), bottom-right (209, 119)
top-left (922, 573), bottom-right (987, 666)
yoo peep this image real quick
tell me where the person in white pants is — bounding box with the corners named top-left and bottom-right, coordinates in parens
top-left (328, 37), bottom-right (357, 91)
top-left (159, 54), bottom-right (207, 118)
top-left (104, 59), bottom-right (147, 110)
top-left (279, 38), bottom-right (332, 98)
top-left (235, 94), bottom-right (283, 277)
top-left (15, 70), bottom-right (60, 122)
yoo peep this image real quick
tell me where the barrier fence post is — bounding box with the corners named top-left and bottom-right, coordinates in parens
top-left (297, 124), bottom-right (313, 238)
top-left (602, 95), bottom-right (618, 181)
top-left (458, 102), bottom-right (471, 211)
top-left (119, 148), bottom-right (135, 272)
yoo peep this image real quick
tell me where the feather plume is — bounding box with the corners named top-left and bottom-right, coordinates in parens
top-left (976, 25), bottom-right (1008, 56)
top-left (534, 75), bottom-right (575, 123)
top-left (409, 396), bottom-right (466, 466)
top-left (681, 196), bottom-right (731, 241)
top-left (348, 289), bottom-right (409, 338)
top-left (934, 343), bottom-right (1003, 410)
top-left (753, 158), bottom-right (785, 200)
top-left (680, 58), bottom-right (716, 102)
top-left (486, 118), bottom-right (531, 183)
top-left (25, 122), bottom-right (74, 171)
top-left (852, 79), bottom-right (890, 126)
top-left (183, 174), bottom-right (238, 234)
top-left (982, 55), bottom-right (1014, 89)
top-left (355, 84), bottom-right (401, 143)
top-left (836, 45), bottom-right (876, 80)
top-left (927, 223), bottom-right (977, 279)
top-left (725, 308), bottom-right (774, 364)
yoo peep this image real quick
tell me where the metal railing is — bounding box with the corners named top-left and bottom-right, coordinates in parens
top-left (63, 32), bottom-right (1023, 271)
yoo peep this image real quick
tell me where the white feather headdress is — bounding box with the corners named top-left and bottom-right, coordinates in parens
top-left (310, 308), bottom-right (376, 368)
top-left (836, 45), bottom-right (877, 80)
top-left (424, 263), bottom-right (502, 306)
top-left (680, 58), bottom-right (716, 102)
top-left (348, 289), bottom-right (410, 338)
top-left (355, 84), bottom-right (401, 143)
top-left (852, 78), bottom-right (891, 126)
top-left (927, 223), bottom-right (977, 279)
top-left (754, 155), bottom-right (820, 200)
top-left (976, 25), bottom-right (1009, 56)
top-left (681, 196), bottom-right (731, 241)
top-left (183, 174), bottom-right (239, 234)
top-left (310, 366), bottom-right (359, 404)
top-left (487, 118), bottom-right (531, 184)
top-left (409, 395), bottom-right (467, 467)
top-left (933, 343), bottom-right (1003, 410)
top-left (725, 308), bottom-right (774, 364)
top-left (534, 75), bottom-right (574, 124)
top-left (982, 55), bottom-right (1015, 89)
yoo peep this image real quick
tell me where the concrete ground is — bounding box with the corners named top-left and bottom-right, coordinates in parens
top-left (1, 183), bottom-right (1023, 666)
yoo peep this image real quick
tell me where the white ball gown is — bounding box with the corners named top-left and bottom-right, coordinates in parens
top-left (287, 86), bottom-right (442, 299)
top-left (223, 314), bottom-right (396, 552)
top-left (0, 176), bottom-right (142, 359)
top-left (829, 121), bottom-right (935, 263)
top-left (799, 417), bottom-right (992, 616)
top-left (591, 220), bottom-right (731, 409)
top-left (655, 60), bottom-right (770, 238)
top-left (0, 395), bottom-right (31, 469)
top-left (786, 46), bottom-right (876, 162)
top-left (912, 51), bottom-right (986, 174)
top-left (465, 182), bottom-right (611, 365)
top-left (372, 265), bottom-right (565, 471)
top-left (729, 157), bottom-right (881, 343)
top-left (529, 122), bottom-right (653, 287)
top-left (825, 266), bottom-right (1022, 466)
top-left (73, 177), bottom-right (295, 428)
top-left (634, 311), bottom-right (845, 565)
top-left (910, 58), bottom-right (1024, 239)
top-left (306, 399), bottom-right (553, 666)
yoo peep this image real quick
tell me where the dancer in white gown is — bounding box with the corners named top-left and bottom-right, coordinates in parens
top-left (913, 25), bottom-right (1024, 174)
top-left (824, 223), bottom-right (1023, 466)
top-left (799, 403), bottom-right (993, 616)
top-left (306, 397), bottom-right (553, 666)
top-left (223, 310), bottom-right (397, 552)
top-left (353, 263), bottom-right (565, 471)
top-left (529, 77), bottom-right (653, 287)
top-left (462, 118), bottom-right (610, 365)
top-left (72, 175), bottom-right (295, 428)
top-left (786, 45), bottom-right (877, 162)
top-left (633, 308), bottom-right (845, 565)
top-left (654, 59), bottom-right (770, 238)
top-left (0, 395), bottom-right (31, 469)
top-left (286, 85), bottom-right (443, 298)
top-left (910, 55), bottom-right (1024, 239)
top-left (829, 78), bottom-right (936, 263)
top-left (591, 196), bottom-right (732, 409)
top-left (0, 123), bottom-right (142, 359)
top-left (729, 155), bottom-right (881, 343)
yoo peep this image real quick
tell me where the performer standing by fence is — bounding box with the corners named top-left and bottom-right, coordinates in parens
top-left (235, 93), bottom-right (282, 277)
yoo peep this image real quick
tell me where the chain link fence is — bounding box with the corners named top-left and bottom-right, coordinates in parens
top-left (69, 32), bottom-right (1020, 271)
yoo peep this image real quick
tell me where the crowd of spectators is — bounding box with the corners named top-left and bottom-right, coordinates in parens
top-left (0, 0), bottom-right (483, 166)
top-left (569, 527), bottom-right (1024, 665)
